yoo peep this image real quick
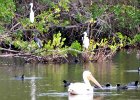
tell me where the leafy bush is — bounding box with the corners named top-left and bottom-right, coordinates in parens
top-left (69, 40), bottom-right (82, 56)
top-left (43, 32), bottom-right (68, 56)
top-left (13, 39), bottom-right (37, 52)
top-left (0, 0), bottom-right (15, 32)
top-left (0, 0), bottom-right (15, 23)
top-left (132, 34), bottom-right (140, 43)
top-left (91, 4), bottom-right (107, 19)
top-left (110, 5), bottom-right (140, 29)
top-left (44, 32), bottom-right (66, 50)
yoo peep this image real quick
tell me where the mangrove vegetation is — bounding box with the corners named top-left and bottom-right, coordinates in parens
top-left (0, 0), bottom-right (140, 63)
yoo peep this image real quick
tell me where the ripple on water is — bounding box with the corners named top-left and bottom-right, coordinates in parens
top-left (38, 91), bottom-right (121, 98)
top-left (94, 91), bottom-right (121, 97)
top-left (125, 70), bottom-right (139, 73)
top-left (38, 92), bottom-right (68, 97)
top-left (11, 77), bottom-right (43, 80)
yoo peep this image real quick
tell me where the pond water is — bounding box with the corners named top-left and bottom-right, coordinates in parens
top-left (0, 50), bottom-right (140, 100)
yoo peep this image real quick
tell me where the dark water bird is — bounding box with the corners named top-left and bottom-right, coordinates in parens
top-left (138, 67), bottom-right (140, 72)
top-left (105, 83), bottom-right (111, 87)
top-left (116, 84), bottom-right (128, 90)
top-left (15, 74), bottom-right (24, 81)
top-left (127, 81), bottom-right (139, 88)
top-left (94, 83), bottom-right (112, 90)
top-left (34, 37), bottom-right (43, 48)
top-left (116, 81), bottom-right (139, 90)
top-left (63, 80), bottom-right (71, 87)
top-left (103, 83), bottom-right (113, 90)
top-left (95, 81), bottom-right (139, 91)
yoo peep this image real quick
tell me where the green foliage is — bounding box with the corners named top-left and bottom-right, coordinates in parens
top-left (0, 0), bottom-right (15, 23)
top-left (110, 5), bottom-right (140, 29)
top-left (89, 33), bottom-right (129, 53)
top-left (58, 0), bottom-right (70, 12)
top-left (116, 32), bottom-right (132, 48)
top-left (39, 0), bottom-right (52, 5)
top-left (132, 34), bottom-right (140, 43)
top-left (89, 39), bottom-right (96, 50)
top-left (52, 32), bottom-right (66, 49)
top-left (0, 0), bottom-right (15, 32)
top-left (43, 32), bottom-right (67, 56)
top-left (75, 13), bottom-right (87, 23)
top-left (91, 3), bottom-right (138, 50)
top-left (13, 39), bottom-right (37, 52)
top-left (0, 26), bottom-right (4, 33)
top-left (98, 38), bottom-right (108, 47)
top-left (91, 4), bottom-right (107, 19)
top-left (116, 32), bottom-right (126, 47)
top-left (13, 30), bottom-right (23, 39)
top-left (45, 32), bottom-right (66, 50)
top-left (69, 40), bottom-right (82, 56)
top-left (108, 44), bottom-right (117, 53)
top-left (92, 4), bottom-right (140, 29)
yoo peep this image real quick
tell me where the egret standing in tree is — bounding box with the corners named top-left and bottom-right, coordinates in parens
top-left (83, 31), bottom-right (89, 50)
top-left (82, 23), bottom-right (90, 50)
top-left (29, 3), bottom-right (34, 23)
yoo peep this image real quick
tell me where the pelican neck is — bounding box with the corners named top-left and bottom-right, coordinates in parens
top-left (83, 77), bottom-right (91, 86)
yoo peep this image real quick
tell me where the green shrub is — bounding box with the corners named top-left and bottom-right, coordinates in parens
top-left (13, 39), bottom-right (37, 52)
top-left (0, 0), bottom-right (15, 32)
top-left (0, 0), bottom-right (15, 23)
top-left (44, 32), bottom-right (66, 50)
top-left (69, 40), bottom-right (82, 56)
top-left (111, 5), bottom-right (140, 29)
top-left (91, 4), bottom-right (107, 19)
top-left (132, 34), bottom-right (140, 43)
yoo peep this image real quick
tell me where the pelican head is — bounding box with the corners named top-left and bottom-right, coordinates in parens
top-left (83, 71), bottom-right (102, 89)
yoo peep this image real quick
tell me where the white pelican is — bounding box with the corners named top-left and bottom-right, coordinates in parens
top-left (68, 71), bottom-right (102, 95)
top-left (83, 31), bottom-right (89, 50)
top-left (29, 3), bottom-right (34, 23)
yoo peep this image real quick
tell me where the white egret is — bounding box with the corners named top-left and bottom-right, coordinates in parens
top-left (68, 71), bottom-right (102, 95)
top-left (29, 3), bottom-right (34, 23)
top-left (83, 31), bottom-right (89, 50)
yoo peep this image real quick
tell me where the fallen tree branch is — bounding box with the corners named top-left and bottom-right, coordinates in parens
top-left (0, 48), bottom-right (20, 53)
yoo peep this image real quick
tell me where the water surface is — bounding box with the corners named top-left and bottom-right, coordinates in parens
top-left (0, 50), bottom-right (140, 100)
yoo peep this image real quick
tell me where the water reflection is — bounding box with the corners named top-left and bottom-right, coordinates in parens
top-left (68, 94), bottom-right (93, 100)
top-left (30, 75), bottom-right (36, 100)
top-left (68, 94), bottom-right (105, 100)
